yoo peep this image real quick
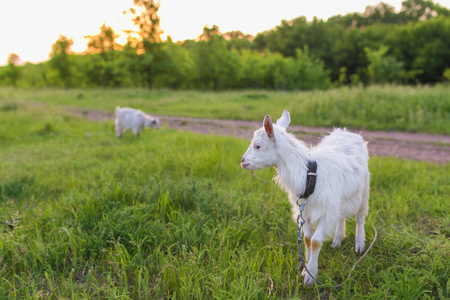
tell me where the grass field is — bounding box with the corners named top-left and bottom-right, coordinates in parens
top-left (0, 85), bottom-right (449, 134)
top-left (0, 90), bottom-right (449, 299)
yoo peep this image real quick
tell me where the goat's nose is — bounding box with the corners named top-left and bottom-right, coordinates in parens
top-left (241, 157), bottom-right (245, 163)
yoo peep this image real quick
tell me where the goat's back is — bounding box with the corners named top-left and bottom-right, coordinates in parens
top-left (309, 128), bottom-right (369, 221)
top-left (115, 107), bottom-right (144, 127)
top-left (116, 107), bottom-right (143, 118)
top-left (312, 128), bottom-right (368, 161)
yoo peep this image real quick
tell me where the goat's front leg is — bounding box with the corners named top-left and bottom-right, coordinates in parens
top-left (300, 221), bottom-right (313, 277)
top-left (304, 220), bottom-right (326, 285)
top-left (115, 123), bottom-right (123, 138)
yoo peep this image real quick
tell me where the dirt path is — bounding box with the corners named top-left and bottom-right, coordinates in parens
top-left (74, 109), bottom-right (450, 164)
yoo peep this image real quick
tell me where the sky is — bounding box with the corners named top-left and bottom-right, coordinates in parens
top-left (1, 0), bottom-right (449, 66)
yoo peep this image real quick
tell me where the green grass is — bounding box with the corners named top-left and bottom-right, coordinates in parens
top-left (1, 96), bottom-right (449, 299)
top-left (0, 85), bottom-right (449, 134)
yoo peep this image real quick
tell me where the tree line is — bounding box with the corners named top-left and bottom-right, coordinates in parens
top-left (1, 0), bottom-right (449, 90)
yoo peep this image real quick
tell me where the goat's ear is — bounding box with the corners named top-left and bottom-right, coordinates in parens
top-left (276, 109), bottom-right (290, 129)
top-left (264, 115), bottom-right (274, 139)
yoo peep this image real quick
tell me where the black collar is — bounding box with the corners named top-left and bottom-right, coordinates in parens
top-left (299, 160), bottom-right (317, 199)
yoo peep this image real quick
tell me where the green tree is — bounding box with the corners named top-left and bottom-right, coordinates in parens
top-left (48, 35), bottom-right (74, 88)
top-left (143, 42), bottom-right (170, 88)
top-left (331, 29), bottom-right (368, 83)
top-left (400, 0), bottom-right (439, 21)
top-left (238, 50), bottom-right (267, 88)
top-left (443, 68), bottom-right (450, 81)
top-left (193, 26), bottom-right (242, 90)
top-left (365, 46), bottom-right (405, 84)
top-left (125, 0), bottom-right (163, 48)
top-left (123, 0), bottom-right (166, 88)
top-left (5, 53), bottom-right (21, 86)
top-left (293, 48), bottom-right (331, 90)
top-left (198, 25), bottom-right (221, 41)
top-left (385, 16), bottom-right (450, 83)
top-left (362, 2), bottom-right (399, 25)
top-left (85, 23), bottom-right (120, 54)
top-left (223, 30), bottom-right (254, 52)
top-left (254, 16), bottom-right (344, 80)
top-left (83, 24), bottom-right (123, 87)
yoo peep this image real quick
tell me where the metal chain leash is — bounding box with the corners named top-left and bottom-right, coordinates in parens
top-left (295, 195), bottom-right (378, 288)
top-left (296, 196), bottom-right (325, 285)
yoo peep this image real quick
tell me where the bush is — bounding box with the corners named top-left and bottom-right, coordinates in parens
top-left (365, 46), bottom-right (405, 84)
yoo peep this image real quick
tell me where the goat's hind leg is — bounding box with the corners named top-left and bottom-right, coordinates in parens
top-left (355, 211), bottom-right (365, 253)
top-left (331, 218), bottom-right (346, 248)
top-left (132, 126), bottom-right (141, 137)
top-left (355, 176), bottom-right (369, 254)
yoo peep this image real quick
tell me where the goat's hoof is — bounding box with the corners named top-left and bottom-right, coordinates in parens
top-left (304, 273), bottom-right (316, 285)
top-left (355, 241), bottom-right (365, 253)
top-left (303, 265), bottom-right (318, 285)
top-left (300, 268), bottom-right (307, 277)
top-left (331, 239), bottom-right (341, 248)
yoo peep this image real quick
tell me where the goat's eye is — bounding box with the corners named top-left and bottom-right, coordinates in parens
top-left (254, 144), bottom-right (261, 150)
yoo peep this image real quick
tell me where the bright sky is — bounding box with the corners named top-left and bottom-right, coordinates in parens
top-left (1, 0), bottom-right (449, 66)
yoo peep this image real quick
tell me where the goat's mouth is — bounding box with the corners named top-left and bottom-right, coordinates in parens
top-left (241, 163), bottom-right (251, 169)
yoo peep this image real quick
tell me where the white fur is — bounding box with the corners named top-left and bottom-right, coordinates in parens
top-left (241, 110), bottom-right (370, 284)
top-left (114, 107), bottom-right (160, 138)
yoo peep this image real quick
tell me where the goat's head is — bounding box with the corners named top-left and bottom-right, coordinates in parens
top-left (241, 109), bottom-right (290, 170)
top-left (144, 116), bottom-right (160, 129)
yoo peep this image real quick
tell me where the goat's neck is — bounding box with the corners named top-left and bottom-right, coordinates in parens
top-left (275, 139), bottom-right (310, 196)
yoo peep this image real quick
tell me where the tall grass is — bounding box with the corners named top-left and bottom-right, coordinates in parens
top-left (0, 84), bottom-right (449, 134)
top-left (0, 99), bottom-right (448, 298)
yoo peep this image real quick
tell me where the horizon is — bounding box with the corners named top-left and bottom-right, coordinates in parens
top-left (1, 0), bottom-right (449, 66)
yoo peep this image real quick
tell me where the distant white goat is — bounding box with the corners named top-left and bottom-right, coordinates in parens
top-left (241, 110), bottom-right (370, 285)
top-left (114, 107), bottom-right (160, 138)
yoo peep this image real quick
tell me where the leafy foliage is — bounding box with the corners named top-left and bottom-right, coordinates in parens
top-left (125, 0), bottom-right (163, 46)
top-left (365, 46), bottom-right (405, 84)
top-left (48, 35), bottom-right (74, 88)
top-left (0, 0), bottom-right (449, 89)
top-left (1, 54), bottom-right (21, 86)
top-left (85, 23), bottom-right (121, 54)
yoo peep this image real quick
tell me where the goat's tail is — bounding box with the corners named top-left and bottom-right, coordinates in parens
top-left (115, 106), bottom-right (121, 115)
top-left (364, 141), bottom-right (369, 152)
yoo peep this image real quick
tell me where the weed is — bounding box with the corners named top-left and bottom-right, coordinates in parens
top-left (0, 92), bottom-right (448, 298)
top-left (0, 102), bottom-right (19, 111)
top-left (0, 85), bottom-right (449, 134)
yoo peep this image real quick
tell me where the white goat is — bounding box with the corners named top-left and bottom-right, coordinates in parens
top-left (241, 110), bottom-right (370, 285)
top-left (114, 106), bottom-right (160, 138)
